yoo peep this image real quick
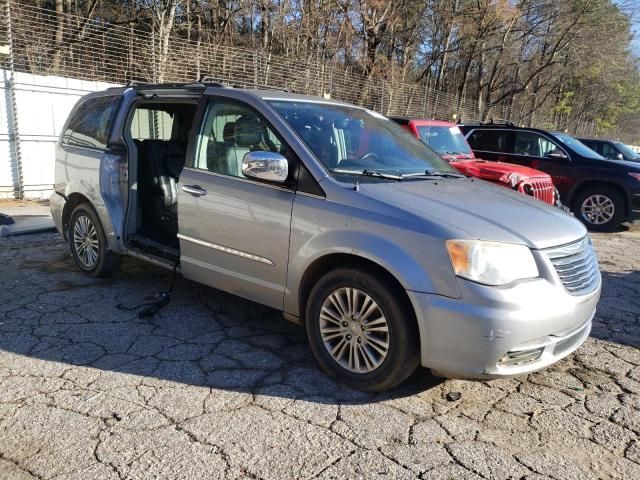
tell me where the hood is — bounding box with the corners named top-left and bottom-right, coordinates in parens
top-left (449, 159), bottom-right (550, 183)
top-left (357, 178), bottom-right (585, 249)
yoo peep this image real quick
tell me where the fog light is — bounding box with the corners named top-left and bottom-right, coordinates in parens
top-left (498, 347), bottom-right (544, 366)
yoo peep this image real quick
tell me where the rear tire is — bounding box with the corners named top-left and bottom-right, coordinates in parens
top-left (305, 268), bottom-right (420, 392)
top-left (68, 203), bottom-right (121, 277)
top-left (573, 186), bottom-right (625, 233)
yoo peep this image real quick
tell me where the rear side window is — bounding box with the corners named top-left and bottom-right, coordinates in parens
top-left (514, 132), bottom-right (542, 156)
top-left (513, 132), bottom-right (561, 157)
top-left (63, 96), bottom-right (120, 150)
top-left (581, 140), bottom-right (599, 154)
top-left (467, 130), bottom-right (511, 153)
top-left (130, 108), bottom-right (174, 140)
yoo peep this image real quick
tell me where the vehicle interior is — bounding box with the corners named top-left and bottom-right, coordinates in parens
top-left (126, 101), bottom-right (198, 258)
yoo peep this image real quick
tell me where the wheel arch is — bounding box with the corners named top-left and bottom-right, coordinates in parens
top-left (569, 180), bottom-right (629, 219)
top-left (297, 253), bottom-right (418, 330)
top-left (61, 193), bottom-right (92, 241)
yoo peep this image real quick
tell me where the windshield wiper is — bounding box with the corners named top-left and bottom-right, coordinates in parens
top-left (401, 170), bottom-right (466, 179)
top-left (332, 168), bottom-right (403, 180)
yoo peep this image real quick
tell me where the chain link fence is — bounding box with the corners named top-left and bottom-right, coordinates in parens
top-left (1, 0), bottom-right (513, 123)
top-left (1, 0), bottom-right (634, 198)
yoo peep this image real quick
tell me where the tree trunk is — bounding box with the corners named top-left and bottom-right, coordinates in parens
top-left (50, 0), bottom-right (65, 71)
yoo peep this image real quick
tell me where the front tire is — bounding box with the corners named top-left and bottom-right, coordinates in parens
top-left (305, 268), bottom-right (419, 392)
top-left (573, 186), bottom-right (625, 232)
top-left (68, 203), bottom-right (121, 277)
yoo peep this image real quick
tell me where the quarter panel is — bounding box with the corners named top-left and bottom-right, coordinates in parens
top-left (63, 146), bottom-right (123, 251)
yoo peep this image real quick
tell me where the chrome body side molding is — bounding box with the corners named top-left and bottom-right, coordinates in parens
top-left (177, 233), bottom-right (275, 266)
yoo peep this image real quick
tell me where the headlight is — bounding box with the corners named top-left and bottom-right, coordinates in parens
top-left (446, 240), bottom-right (539, 286)
top-left (629, 173), bottom-right (640, 181)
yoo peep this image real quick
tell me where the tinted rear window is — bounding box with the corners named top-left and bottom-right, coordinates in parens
top-left (63, 96), bottom-right (120, 150)
top-left (466, 129), bottom-right (511, 153)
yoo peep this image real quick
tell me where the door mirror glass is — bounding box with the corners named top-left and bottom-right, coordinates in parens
top-left (242, 151), bottom-right (288, 183)
top-left (546, 149), bottom-right (568, 160)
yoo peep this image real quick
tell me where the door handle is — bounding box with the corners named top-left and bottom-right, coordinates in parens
top-left (182, 184), bottom-right (207, 196)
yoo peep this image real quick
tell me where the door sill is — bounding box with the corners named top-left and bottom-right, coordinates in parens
top-left (126, 248), bottom-right (178, 271)
top-left (128, 234), bottom-right (180, 263)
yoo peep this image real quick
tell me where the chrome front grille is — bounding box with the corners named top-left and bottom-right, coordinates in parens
top-left (520, 177), bottom-right (555, 204)
top-left (544, 236), bottom-right (600, 296)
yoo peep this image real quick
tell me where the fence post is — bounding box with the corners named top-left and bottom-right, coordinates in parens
top-left (4, 0), bottom-right (23, 199)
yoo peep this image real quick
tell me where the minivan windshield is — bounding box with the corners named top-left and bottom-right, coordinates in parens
top-left (553, 133), bottom-right (605, 160)
top-left (268, 100), bottom-right (458, 179)
top-left (417, 125), bottom-right (473, 157)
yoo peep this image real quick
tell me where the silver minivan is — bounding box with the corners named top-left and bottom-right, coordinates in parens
top-left (50, 83), bottom-right (601, 391)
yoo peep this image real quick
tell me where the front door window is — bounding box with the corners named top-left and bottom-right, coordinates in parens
top-left (194, 100), bottom-right (288, 180)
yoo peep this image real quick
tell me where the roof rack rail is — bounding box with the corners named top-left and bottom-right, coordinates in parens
top-left (480, 119), bottom-right (516, 127)
top-left (122, 80), bottom-right (206, 90)
top-left (198, 76), bottom-right (290, 92)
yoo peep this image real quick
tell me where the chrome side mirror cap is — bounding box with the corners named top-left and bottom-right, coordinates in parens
top-left (546, 149), bottom-right (568, 160)
top-left (242, 151), bottom-right (288, 183)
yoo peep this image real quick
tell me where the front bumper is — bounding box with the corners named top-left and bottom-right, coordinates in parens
top-left (407, 272), bottom-right (600, 379)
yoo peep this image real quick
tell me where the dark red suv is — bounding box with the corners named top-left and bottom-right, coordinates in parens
top-left (392, 118), bottom-right (557, 206)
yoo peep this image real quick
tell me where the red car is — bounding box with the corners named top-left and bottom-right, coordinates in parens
top-left (392, 118), bottom-right (557, 206)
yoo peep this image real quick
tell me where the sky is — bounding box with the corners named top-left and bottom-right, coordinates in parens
top-left (617, 0), bottom-right (640, 55)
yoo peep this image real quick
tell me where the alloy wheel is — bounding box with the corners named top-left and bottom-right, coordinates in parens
top-left (581, 194), bottom-right (615, 225)
top-left (72, 215), bottom-right (99, 268)
top-left (319, 287), bottom-right (390, 373)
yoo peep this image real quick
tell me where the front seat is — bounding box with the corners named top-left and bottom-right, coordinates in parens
top-left (225, 116), bottom-right (265, 176)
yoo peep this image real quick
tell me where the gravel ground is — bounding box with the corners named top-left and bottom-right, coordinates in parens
top-left (0, 227), bottom-right (639, 480)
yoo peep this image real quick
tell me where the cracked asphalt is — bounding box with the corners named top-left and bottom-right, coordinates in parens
top-left (0, 227), bottom-right (639, 480)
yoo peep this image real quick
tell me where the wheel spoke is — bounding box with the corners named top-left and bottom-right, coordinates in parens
top-left (320, 328), bottom-right (344, 342)
top-left (334, 290), bottom-right (349, 317)
top-left (364, 334), bottom-right (389, 356)
top-left (328, 292), bottom-right (346, 317)
top-left (360, 344), bottom-right (376, 370)
top-left (363, 316), bottom-right (386, 328)
top-left (347, 342), bottom-right (356, 371)
top-left (345, 287), bottom-right (353, 315)
top-left (365, 324), bottom-right (389, 333)
top-left (330, 337), bottom-right (348, 362)
top-left (359, 295), bottom-right (378, 321)
top-left (320, 308), bottom-right (342, 325)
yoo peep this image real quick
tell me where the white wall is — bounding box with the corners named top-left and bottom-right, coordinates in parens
top-left (0, 70), bottom-right (116, 199)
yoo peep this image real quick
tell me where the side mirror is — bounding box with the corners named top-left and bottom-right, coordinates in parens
top-left (546, 149), bottom-right (568, 160)
top-left (242, 151), bottom-right (288, 183)
top-left (616, 153), bottom-right (624, 161)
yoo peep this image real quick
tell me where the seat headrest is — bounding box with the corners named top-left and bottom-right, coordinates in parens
top-left (235, 115), bottom-right (264, 148)
top-left (223, 122), bottom-right (236, 144)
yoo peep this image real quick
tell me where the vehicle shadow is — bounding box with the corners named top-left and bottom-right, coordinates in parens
top-left (589, 268), bottom-right (640, 349)
top-left (0, 235), bottom-right (445, 405)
